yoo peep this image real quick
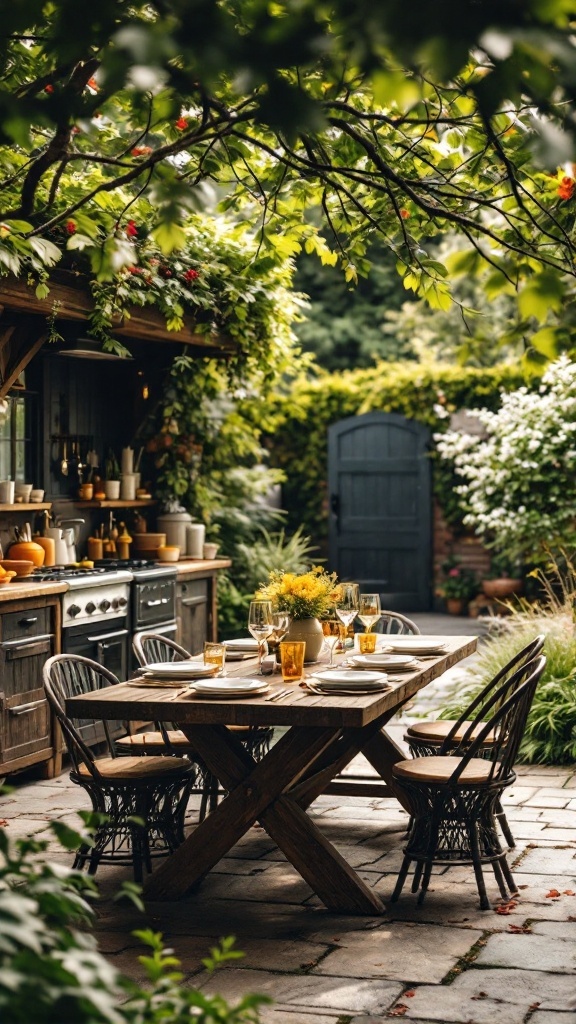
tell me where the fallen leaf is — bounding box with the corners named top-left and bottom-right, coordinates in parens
top-left (528, 1003), bottom-right (540, 1011)
top-left (404, 990), bottom-right (416, 998)
top-left (517, 884), bottom-right (529, 889)
top-left (545, 889), bottom-right (561, 898)
top-left (0, 819), bottom-right (8, 827)
top-left (388, 1006), bottom-right (408, 1017)
top-left (508, 924), bottom-right (532, 934)
top-left (563, 890), bottom-right (575, 896)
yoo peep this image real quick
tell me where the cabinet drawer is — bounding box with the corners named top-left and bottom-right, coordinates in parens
top-left (2, 606), bottom-right (51, 641)
top-left (178, 579), bottom-right (208, 606)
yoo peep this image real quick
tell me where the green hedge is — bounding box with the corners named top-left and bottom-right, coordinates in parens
top-left (265, 362), bottom-right (527, 546)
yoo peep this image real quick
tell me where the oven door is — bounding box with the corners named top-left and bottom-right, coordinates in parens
top-left (134, 579), bottom-right (176, 630)
top-left (61, 620), bottom-right (129, 747)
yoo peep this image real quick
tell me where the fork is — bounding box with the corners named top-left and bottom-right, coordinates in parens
top-left (170, 686), bottom-right (192, 700)
top-left (264, 687), bottom-right (291, 702)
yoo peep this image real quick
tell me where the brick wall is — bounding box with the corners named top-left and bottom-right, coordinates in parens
top-left (433, 499), bottom-right (491, 592)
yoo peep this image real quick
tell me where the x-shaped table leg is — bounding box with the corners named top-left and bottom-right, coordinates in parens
top-left (144, 721), bottom-right (385, 914)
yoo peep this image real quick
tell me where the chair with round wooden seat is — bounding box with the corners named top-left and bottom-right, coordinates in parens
top-left (391, 653), bottom-right (546, 910)
top-left (127, 632), bottom-right (273, 819)
top-left (43, 654), bottom-right (194, 881)
top-left (404, 634), bottom-right (545, 847)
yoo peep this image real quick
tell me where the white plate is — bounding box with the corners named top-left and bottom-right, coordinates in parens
top-left (313, 669), bottom-right (389, 688)
top-left (223, 638), bottom-right (259, 652)
top-left (143, 661), bottom-right (218, 679)
top-left (350, 654), bottom-right (418, 670)
top-left (190, 679), bottom-right (269, 698)
top-left (382, 638), bottom-right (447, 654)
top-left (225, 650), bottom-right (256, 661)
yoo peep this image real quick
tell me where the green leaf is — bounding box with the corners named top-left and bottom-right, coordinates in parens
top-left (151, 221), bottom-right (188, 254)
top-left (518, 271), bottom-right (564, 323)
top-left (530, 325), bottom-right (559, 358)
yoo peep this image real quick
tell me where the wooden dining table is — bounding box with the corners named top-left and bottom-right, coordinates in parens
top-left (65, 634), bottom-right (477, 914)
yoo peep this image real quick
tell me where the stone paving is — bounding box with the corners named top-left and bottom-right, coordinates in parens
top-left (2, 614), bottom-right (576, 1023)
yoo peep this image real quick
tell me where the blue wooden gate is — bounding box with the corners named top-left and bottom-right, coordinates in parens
top-left (328, 412), bottom-right (432, 610)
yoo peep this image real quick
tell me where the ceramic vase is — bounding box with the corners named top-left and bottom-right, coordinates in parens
top-left (285, 616), bottom-right (324, 663)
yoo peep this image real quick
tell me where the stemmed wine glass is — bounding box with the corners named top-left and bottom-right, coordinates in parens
top-left (321, 615), bottom-right (341, 667)
top-left (248, 600), bottom-right (274, 674)
top-left (358, 593), bottom-right (381, 632)
top-left (334, 583), bottom-right (360, 641)
top-left (267, 612), bottom-right (291, 660)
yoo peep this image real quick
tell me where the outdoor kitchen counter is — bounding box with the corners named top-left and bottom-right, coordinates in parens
top-left (168, 557), bottom-right (232, 578)
top-left (0, 579), bottom-right (68, 602)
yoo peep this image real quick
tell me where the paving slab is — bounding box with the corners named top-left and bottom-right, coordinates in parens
top-left (516, 847), bottom-right (576, 875)
top-left (198, 968), bottom-right (403, 1014)
top-left (312, 922), bottom-right (482, 984)
top-left (531, 1013), bottom-right (576, 1024)
top-left (475, 931), bottom-right (576, 972)
top-left (447, 967), bottom-right (576, 1010)
top-left (397, 985), bottom-right (528, 1023)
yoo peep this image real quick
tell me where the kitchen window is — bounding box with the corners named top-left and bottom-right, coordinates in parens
top-left (0, 394), bottom-right (34, 482)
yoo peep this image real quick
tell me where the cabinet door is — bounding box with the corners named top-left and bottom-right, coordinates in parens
top-left (177, 580), bottom-right (208, 654)
top-left (0, 633), bottom-right (53, 768)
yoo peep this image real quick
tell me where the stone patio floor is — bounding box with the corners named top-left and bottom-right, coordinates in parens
top-left (2, 615), bottom-right (576, 1023)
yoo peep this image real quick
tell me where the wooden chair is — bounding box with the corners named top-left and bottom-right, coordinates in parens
top-left (390, 654), bottom-right (546, 910)
top-left (43, 654), bottom-right (193, 881)
top-left (404, 634), bottom-right (545, 847)
top-left (127, 632), bottom-right (273, 819)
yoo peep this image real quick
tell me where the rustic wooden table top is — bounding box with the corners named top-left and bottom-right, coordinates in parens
top-left (65, 635), bottom-right (478, 728)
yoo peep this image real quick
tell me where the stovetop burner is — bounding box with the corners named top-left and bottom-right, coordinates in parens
top-left (93, 559), bottom-right (155, 571)
top-left (22, 566), bottom-right (110, 582)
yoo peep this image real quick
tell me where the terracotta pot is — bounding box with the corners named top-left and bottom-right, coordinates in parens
top-left (285, 617), bottom-right (324, 662)
top-left (481, 578), bottom-right (523, 600)
top-left (446, 598), bottom-right (466, 616)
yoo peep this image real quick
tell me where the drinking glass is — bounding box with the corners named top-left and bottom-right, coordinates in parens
top-left (279, 641), bottom-right (306, 682)
top-left (267, 612), bottom-right (291, 660)
top-left (321, 617), bottom-right (341, 667)
top-left (248, 599), bottom-right (274, 674)
top-left (358, 593), bottom-right (381, 632)
top-left (335, 583), bottom-right (360, 634)
top-left (203, 641), bottom-right (226, 675)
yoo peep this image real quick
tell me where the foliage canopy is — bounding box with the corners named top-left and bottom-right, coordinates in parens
top-left (2, 0), bottom-right (576, 324)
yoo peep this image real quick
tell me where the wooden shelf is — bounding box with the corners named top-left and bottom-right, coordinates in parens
top-left (0, 503), bottom-right (52, 512)
top-left (73, 500), bottom-right (156, 509)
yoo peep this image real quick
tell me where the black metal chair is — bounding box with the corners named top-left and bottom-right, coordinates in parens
top-left (128, 632), bottom-right (273, 819)
top-left (43, 654), bottom-right (194, 881)
top-left (378, 611), bottom-right (420, 635)
top-left (404, 634), bottom-right (545, 847)
top-left (390, 653), bottom-right (546, 910)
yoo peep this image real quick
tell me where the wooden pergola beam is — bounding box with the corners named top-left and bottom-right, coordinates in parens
top-left (0, 273), bottom-right (236, 353)
top-left (0, 322), bottom-right (48, 398)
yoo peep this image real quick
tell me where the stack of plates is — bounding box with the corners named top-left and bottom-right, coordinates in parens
top-left (222, 638), bottom-right (259, 660)
top-left (309, 669), bottom-right (389, 695)
top-left (350, 653), bottom-right (419, 671)
top-left (381, 637), bottom-right (447, 656)
top-left (135, 660), bottom-right (219, 687)
top-left (190, 679), bottom-right (269, 699)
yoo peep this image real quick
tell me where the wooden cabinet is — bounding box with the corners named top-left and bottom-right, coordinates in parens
top-left (176, 578), bottom-right (210, 655)
top-left (0, 595), bottom-right (60, 778)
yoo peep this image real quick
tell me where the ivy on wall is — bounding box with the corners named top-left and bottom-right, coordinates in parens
top-left (264, 362), bottom-right (529, 547)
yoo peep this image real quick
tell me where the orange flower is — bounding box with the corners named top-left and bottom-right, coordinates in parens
top-left (131, 146), bottom-right (153, 156)
top-left (399, 208), bottom-right (410, 219)
top-left (44, 84), bottom-right (54, 94)
top-left (66, 220), bottom-right (77, 235)
top-left (558, 176), bottom-right (575, 200)
top-left (87, 77), bottom-right (98, 91)
top-left (175, 117), bottom-right (188, 131)
top-left (125, 220), bottom-right (138, 238)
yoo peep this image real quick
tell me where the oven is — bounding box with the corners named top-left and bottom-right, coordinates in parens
top-left (93, 560), bottom-right (178, 670)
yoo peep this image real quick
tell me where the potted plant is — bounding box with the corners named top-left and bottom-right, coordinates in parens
top-left (438, 559), bottom-right (479, 615)
top-left (481, 552), bottom-right (523, 600)
top-left (104, 449), bottom-right (121, 500)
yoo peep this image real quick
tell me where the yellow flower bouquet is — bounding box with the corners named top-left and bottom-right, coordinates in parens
top-left (257, 566), bottom-right (340, 620)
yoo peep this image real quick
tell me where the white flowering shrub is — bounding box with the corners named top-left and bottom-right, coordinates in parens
top-left (435, 357), bottom-right (576, 561)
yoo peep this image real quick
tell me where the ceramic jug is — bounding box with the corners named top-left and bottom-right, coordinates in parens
top-left (45, 528), bottom-right (69, 566)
